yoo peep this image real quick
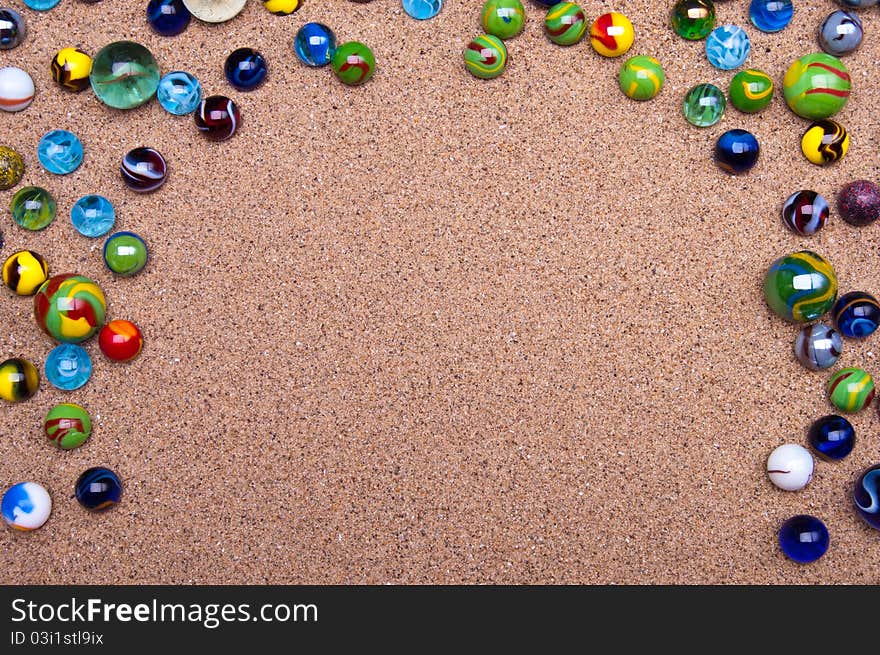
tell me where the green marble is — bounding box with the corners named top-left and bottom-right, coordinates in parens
top-left (783, 52), bottom-right (850, 120)
top-left (682, 83), bottom-right (725, 127)
top-left (90, 41), bottom-right (160, 109)
top-left (764, 250), bottom-right (838, 323)
top-left (11, 186), bottom-right (56, 231)
top-left (729, 69), bottom-right (773, 113)
top-left (671, 0), bottom-right (715, 40)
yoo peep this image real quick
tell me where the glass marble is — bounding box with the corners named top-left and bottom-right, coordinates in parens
top-left (263, 0), bottom-right (300, 14)
top-left (71, 194), bottom-right (115, 237)
top-left (147, 0), bottom-right (191, 36)
top-left (0, 357), bottom-right (39, 402)
top-left (44, 402), bottom-right (91, 449)
top-left (819, 10), bottom-right (862, 57)
top-left (705, 25), bottom-right (750, 70)
top-left (34, 274), bottom-right (106, 343)
top-left (801, 119), bottom-right (848, 166)
top-left (833, 291), bottom-right (880, 339)
top-left (767, 444), bottom-right (813, 491)
top-left (764, 251), bottom-right (838, 323)
top-left (0, 66), bottom-right (34, 112)
top-left (90, 41), bottom-right (160, 110)
top-left (782, 190), bottom-right (828, 235)
top-left (1, 482), bottom-right (51, 531)
top-left (157, 71), bottom-right (201, 115)
top-left (714, 129), bottom-right (758, 174)
top-left (589, 11), bottom-right (634, 58)
top-left (44, 343), bottom-right (92, 390)
top-left (544, 2), bottom-right (587, 46)
top-left (104, 231), bottom-right (148, 276)
top-left (794, 323), bottom-right (842, 371)
top-left (670, 0), bottom-right (715, 40)
top-left (37, 129), bottom-right (84, 175)
top-left (11, 186), bottom-right (56, 231)
top-left (99, 319), bottom-right (143, 362)
top-left (464, 34), bottom-right (507, 80)
top-left (194, 95), bottom-right (240, 141)
top-left (618, 55), bottom-right (664, 101)
top-left (294, 23), bottom-right (336, 67)
top-left (182, 0), bottom-right (246, 22)
top-left (837, 180), bottom-right (880, 227)
top-left (332, 41), bottom-right (376, 85)
top-left (854, 464), bottom-right (880, 530)
top-left (224, 47), bottom-right (268, 91)
top-left (0, 8), bottom-right (25, 50)
top-left (728, 69), bottom-right (773, 113)
top-left (482, 0), bottom-right (525, 41)
top-left (682, 83), bottom-right (725, 127)
top-left (783, 53), bottom-right (850, 120)
top-left (808, 414), bottom-right (855, 460)
top-left (749, 0), bottom-right (792, 33)
top-left (51, 48), bottom-right (92, 92)
top-left (75, 467), bottom-right (122, 511)
top-left (0, 145), bottom-right (24, 189)
top-left (23, 0), bottom-right (60, 10)
top-left (778, 515), bottom-right (829, 563)
top-left (402, 0), bottom-right (442, 20)
top-left (2, 249), bottom-right (48, 295)
top-left (828, 367), bottom-right (875, 413)
top-left (121, 147), bottom-right (167, 193)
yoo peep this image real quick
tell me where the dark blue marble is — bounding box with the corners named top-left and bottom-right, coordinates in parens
top-left (75, 467), bottom-right (122, 511)
top-left (715, 129), bottom-right (759, 174)
top-left (833, 291), bottom-right (880, 339)
top-left (854, 464), bottom-right (880, 530)
top-left (778, 515), bottom-right (829, 563)
top-left (808, 414), bottom-right (855, 460)
top-left (147, 0), bottom-right (191, 37)
top-left (225, 48), bottom-right (268, 91)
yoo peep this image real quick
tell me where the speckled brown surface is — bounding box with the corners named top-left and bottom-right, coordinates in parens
top-left (2, 0), bottom-right (880, 584)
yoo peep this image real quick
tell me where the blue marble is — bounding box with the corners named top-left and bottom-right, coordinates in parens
top-left (147, 0), bottom-right (191, 37)
top-left (808, 415), bottom-right (855, 460)
top-left (70, 194), bottom-right (115, 237)
top-left (157, 71), bottom-right (201, 115)
top-left (833, 291), bottom-right (880, 339)
top-left (715, 129), bottom-right (759, 174)
top-left (749, 0), bottom-right (792, 33)
top-left (402, 0), bottom-right (443, 20)
top-left (1, 482), bottom-right (51, 530)
top-left (37, 129), bottom-right (83, 175)
top-left (44, 343), bottom-right (92, 391)
top-left (224, 47), bottom-right (267, 91)
top-left (22, 0), bottom-right (60, 10)
top-left (778, 515), bottom-right (829, 563)
top-left (854, 464), bottom-right (880, 530)
top-left (75, 467), bottom-right (122, 511)
top-left (705, 25), bottom-right (750, 70)
top-left (294, 22), bottom-right (336, 67)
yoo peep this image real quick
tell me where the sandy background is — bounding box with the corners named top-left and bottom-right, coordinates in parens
top-left (1, 0), bottom-right (880, 584)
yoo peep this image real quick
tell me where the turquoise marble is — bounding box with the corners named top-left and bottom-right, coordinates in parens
top-left (44, 343), bottom-right (92, 390)
top-left (157, 70), bottom-right (201, 115)
top-left (37, 130), bottom-right (83, 175)
top-left (705, 24), bottom-right (750, 70)
top-left (70, 195), bottom-right (115, 237)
